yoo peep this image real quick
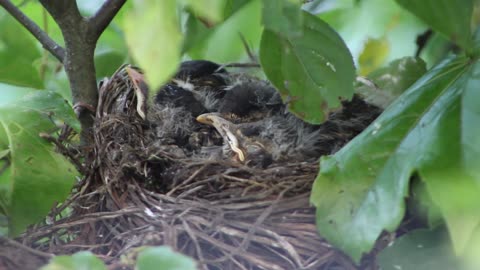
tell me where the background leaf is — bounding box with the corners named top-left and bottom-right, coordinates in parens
top-left (395, 0), bottom-right (473, 52)
top-left (262, 0), bottom-right (303, 36)
top-left (378, 226), bottom-right (464, 270)
top-left (94, 49), bottom-right (127, 79)
top-left (123, 0), bottom-right (182, 91)
top-left (0, 91), bottom-right (79, 235)
top-left (0, 84), bottom-right (36, 106)
top-left (183, 0), bottom-right (226, 24)
top-left (186, 0), bottom-right (262, 63)
top-left (223, 0), bottom-right (253, 18)
top-left (358, 37), bottom-right (390, 75)
top-left (302, 0), bottom-right (354, 14)
top-left (319, 0), bottom-right (428, 67)
top-left (357, 56), bottom-right (427, 108)
top-left (260, 12), bottom-right (355, 124)
top-left (40, 251), bottom-right (107, 270)
top-left (0, 12), bottom-right (42, 88)
top-left (310, 55), bottom-right (474, 262)
top-left (136, 246), bottom-right (197, 270)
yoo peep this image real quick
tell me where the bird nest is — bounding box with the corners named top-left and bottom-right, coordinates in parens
top-left (17, 64), bottom-right (382, 270)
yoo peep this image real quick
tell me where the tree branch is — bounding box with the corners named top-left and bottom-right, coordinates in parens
top-left (39, 0), bottom-right (98, 146)
top-left (0, 0), bottom-right (65, 62)
top-left (38, 0), bottom-right (83, 23)
top-left (88, 0), bottom-right (126, 42)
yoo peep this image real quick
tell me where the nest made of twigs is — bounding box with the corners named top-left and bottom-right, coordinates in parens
top-left (12, 65), bottom-right (383, 270)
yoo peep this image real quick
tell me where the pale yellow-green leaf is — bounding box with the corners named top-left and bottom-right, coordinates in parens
top-left (183, 0), bottom-right (226, 23)
top-left (123, 0), bottom-right (182, 92)
top-left (358, 37), bottom-right (390, 75)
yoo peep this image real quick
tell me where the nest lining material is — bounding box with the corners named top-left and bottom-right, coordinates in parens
top-left (15, 65), bottom-right (382, 270)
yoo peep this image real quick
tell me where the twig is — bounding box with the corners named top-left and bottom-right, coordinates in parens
top-left (0, 0), bottom-right (65, 62)
top-left (1, 237), bottom-right (54, 259)
top-left (39, 132), bottom-right (86, 174)
top-left (238, 33), bottom-right (257, 63)
top-left (38, 8), bottom-right (50, 80)
top-left (88, 0), bottom-right (127, 41)
top-left (224, 63), bottom-right (261, 68)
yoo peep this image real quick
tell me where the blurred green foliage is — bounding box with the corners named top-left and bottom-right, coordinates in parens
top-left (0, 0), bottom-right (480, 268)
top-left (40, 247), bottom-right (196, 270)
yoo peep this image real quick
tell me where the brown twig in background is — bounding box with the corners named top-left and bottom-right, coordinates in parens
top-left (1, 237), bottom-right (53, 259)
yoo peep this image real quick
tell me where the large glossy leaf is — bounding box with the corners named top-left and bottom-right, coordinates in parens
top-left (0, 91), bottom-right (79, 235)
top-left (40, 251), bottom-right (107, 270)
top-left (0, 12), bottom-right (43, 88)
top-left (395, 0), bottom-right (473, 52)
top-left (260, 12), bottom-right (355, 124)
top-left (310, 55), bottom-right (480, 262)
top-left (136, 246), bottom-right (196, 270)
top-left (420, 58), bottom-right (480, 259)
top-left (123, 0), bottom-right (182, 91)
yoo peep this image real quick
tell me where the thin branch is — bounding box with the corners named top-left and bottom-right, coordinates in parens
top-left (88, 0), bottom-right (127, 41)
top-left (0, 0), bottom-right (65, 62)
top-left (1, 237), bottom-right (54, 259)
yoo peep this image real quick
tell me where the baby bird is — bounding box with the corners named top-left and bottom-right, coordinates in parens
top-left (152, 59), bottom-right (381, 166)
top-left (196, 113), bottom-right (273, 167)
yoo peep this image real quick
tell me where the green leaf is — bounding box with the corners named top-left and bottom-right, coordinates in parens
top-left (223, 0), bottom-right (252, 18)
top-left (40, 251), bottom-right (107, 270)
top-left (95, 49), bottom-right (126, 79)
top-left (395, 0), bottom-right (473, 52)
top-left (357, 56), bottom-right (427, 108)
top-left (136, 246), bottom-right (197, 270)
top-left (423, 172), bottom-right (480, 257)
top-left (44, 69), bottom-right (73, 104)
top-left (0, 83), bottom-right (36, 106)
top-left (302, 0), bottom-right (354, 14)
top-left (182, 13), bottom-right (212, 54)
top-left (358, 37), bottom-right (390, 76)
top-left (187, 0), bottom-right (263, 63)
top-left (262, 0), bottom-right (303, 36)
top-left (378, 226), bottom-right (465, 270)
top-left (6, 91), bottom-right (80, 132)
top-left (260, 12), bottom-right (355, 124)
top-left (183, 0), bottom-right (226, 24)
top-left (0, 13), bottom-right (43, 88)
top-left (0, 91), bottom-right (79, 235)
top-left (419, 60), bottom-right (480, 260)
top-left (319, 0), bottom-right (428, 67)
top-left (123, 0), bottom-right (182, 91)
top-left (310, 55), bottom-right (475, 262)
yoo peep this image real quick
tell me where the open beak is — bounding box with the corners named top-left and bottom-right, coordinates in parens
top-left (196, 113), bottom-right (246, 162)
